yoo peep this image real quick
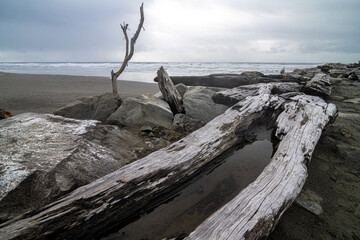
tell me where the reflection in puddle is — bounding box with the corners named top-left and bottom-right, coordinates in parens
top-left (102, 127), bottom-right (273, 240)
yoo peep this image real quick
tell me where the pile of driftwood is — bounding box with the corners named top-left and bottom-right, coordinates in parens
top-left (0, 68), bottom-right (336, 240)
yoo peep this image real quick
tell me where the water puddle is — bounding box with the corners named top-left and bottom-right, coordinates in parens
top-left (102, 127), bottom-right (274, 240)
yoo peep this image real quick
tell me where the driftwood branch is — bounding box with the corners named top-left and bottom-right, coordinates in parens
top-left (157, 66), bottom-right (185, 114)
top-left (111, 3), bottom-right (144, 94)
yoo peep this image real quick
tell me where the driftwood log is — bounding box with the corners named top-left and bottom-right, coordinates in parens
top-left (0, 86), bottom-right (283, 240)
top-left (186, 95), bottom-right (337, 239)
top-left (154, 73), bottom-right (303, 88)
top-left (213, 82), bottom-right (302, 107)
top-left (157, 66), bottom-right (185, 114)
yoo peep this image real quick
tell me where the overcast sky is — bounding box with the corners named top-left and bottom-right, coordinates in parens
top-left (0, 0), bottom-right (359, 63)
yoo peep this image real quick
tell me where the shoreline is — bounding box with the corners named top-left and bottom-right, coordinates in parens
top-left (0, 72), bottom-right (159, 115)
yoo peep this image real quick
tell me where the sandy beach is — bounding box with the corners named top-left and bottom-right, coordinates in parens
top-left (0, 72), bottom-right (159, 115)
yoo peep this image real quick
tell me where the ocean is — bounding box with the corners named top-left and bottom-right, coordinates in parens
top-left (0, 62), bottom-right (320, 83)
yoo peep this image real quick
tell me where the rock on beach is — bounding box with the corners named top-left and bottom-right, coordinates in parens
top-left (0, 113), bottom-right (147, 222)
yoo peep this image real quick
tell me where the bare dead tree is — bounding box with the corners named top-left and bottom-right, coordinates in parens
top-left (111, 3), bottom-right (144, 94)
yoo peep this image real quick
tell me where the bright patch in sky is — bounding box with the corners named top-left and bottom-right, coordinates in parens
top-left (0, 0), bottom-right (359, 62)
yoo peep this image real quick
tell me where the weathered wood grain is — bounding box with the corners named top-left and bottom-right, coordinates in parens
top-left (0, 87), bottom-right (281, 240)
top-left (157, 66), bottom-right (185, 114)
top-left (186, 95), bottom-right (337, 240)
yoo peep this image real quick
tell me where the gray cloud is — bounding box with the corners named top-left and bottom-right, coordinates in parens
top-left (0, 0), bottom-right (359, 62)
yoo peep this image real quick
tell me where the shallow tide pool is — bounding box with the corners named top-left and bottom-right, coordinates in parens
top-left (102, 127), bottom-right (274, 240)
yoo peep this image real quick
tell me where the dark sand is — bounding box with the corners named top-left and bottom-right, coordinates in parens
top-left (0, 72), bottom-right (159, 115)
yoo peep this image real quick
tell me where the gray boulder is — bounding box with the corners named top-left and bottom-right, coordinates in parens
top-left (175, 83), bottom-right (188, 97)
top-left (304, 73), bottom-right (332, 99)
top-left (107, 94), bottom-right (174, 129)
top-left (172, 113), bottom-right (204, 133)
top-left (153, 83), bottom-right (188, 99)
top-left (295, 189), bottom-right (323, 215)
top-left (0, 113), bottom-right (147, 222)
top-left (183, 86), bottom-right (229, 123)
top-left (54, 93), bottom-right (122, 122)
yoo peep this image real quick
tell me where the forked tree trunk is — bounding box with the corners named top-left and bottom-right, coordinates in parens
top-left (157, 66), bottom-right (185, 114)
top-left (111, 3), bottom-right (144, 94)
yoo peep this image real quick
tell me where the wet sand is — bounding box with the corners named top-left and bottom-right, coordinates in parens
top-left (0, 72), bottom-right (159, 115)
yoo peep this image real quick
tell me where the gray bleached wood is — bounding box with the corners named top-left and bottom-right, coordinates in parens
top-left (0, 87), bottom-right (283, 240)
top-left (157, 66), bottom-right (185, 114)
top-left (213, 82), bottom-right (302, 106)
top-left (186, 95), bottom-right (337, 240)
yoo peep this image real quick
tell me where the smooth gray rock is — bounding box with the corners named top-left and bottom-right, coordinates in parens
top-left (175, 83), bottom-right (188, 97)
top-left (0, 113), bottom-right (146, 222)
top-left (295, 189), bottom-right (323, 215)
top-left (107, 94), bottom-right (174, 129)
top-left (54, 93), bottom-right (122, 122)
top-left (172, 113), bottom-right (204, 132)
top-left (153, 83), bottom-right (188, 99)
top-left (183, 86), bottom-right (229, 123)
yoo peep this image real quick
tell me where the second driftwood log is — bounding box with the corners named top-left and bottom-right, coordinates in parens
top-left (186, 94), bottom-right (337, 239)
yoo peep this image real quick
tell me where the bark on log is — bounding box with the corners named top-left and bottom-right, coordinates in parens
top-left (157, 66), bottom-right (185, 114)
top-left (0, 87), bottom-right (282, 240)
top-left (186, 95), bottom-right (337, 240)
top-left (154, 73), bottom-right (302, 88)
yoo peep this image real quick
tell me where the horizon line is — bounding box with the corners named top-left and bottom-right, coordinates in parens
top-left (0, 61), bottom-right (324, 64)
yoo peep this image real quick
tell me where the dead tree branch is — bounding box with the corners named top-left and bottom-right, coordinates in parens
top-left (111, 3), bottom-right (144, 94)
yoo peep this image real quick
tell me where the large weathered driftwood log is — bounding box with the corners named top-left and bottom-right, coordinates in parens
top-left (186, 95), bottom-right (337, 239)
top-left (154, 73), bottom-right (302, 88)
top-left (0, 88), bottom-right (281, 240)
top-left (157, 66), bottom-right (185, 114)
